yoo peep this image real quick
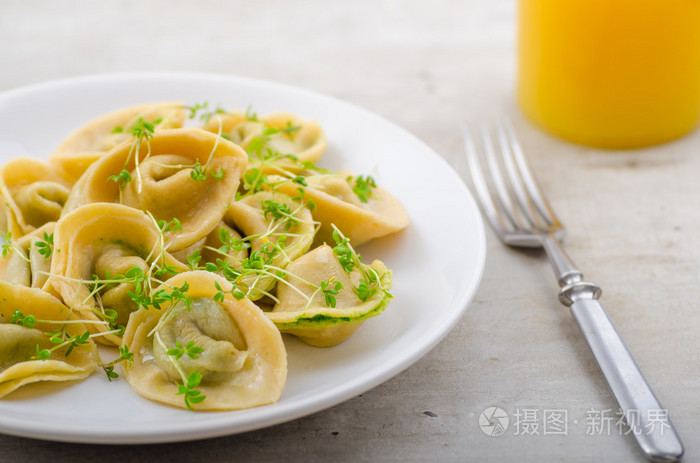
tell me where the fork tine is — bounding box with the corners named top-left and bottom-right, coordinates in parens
top-left (478, 124), bottom-right (525, 230)
top-left (461, 125), bottom-right (510, 239)
top-left (501, 117), bottom-right (562, 228)
top-left (495, 122), bottom-right (546, 230)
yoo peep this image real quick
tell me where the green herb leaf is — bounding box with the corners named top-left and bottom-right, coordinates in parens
top-left (103, 365), bottom-right (119, 381)
top-left (119, 345), bottom-right (134, 364)
top-left (34, 232), bottom-right (54, 259)
top-left (108, 169), bottom-right (133, 188)
top-left (36, 345), bottom-right (51, 361)
top-left (2, 232), bottom-right (13, 257)
top-left (177, 371), bottom-right (207, 410)
top-left (190, 160), bottom-right (206, 181)
top-left (351, 175), bottom-right (376, 203)
top-left (11, 310), bottom-right (36, 328)
top-left (129, 117), bottom-right (155, 140)
top-left (186, 250), bottom-right (202, 270)
top-left (245, 105), bottom-right (259, 122)
top-left (319, 279), bottom-right (343, 308)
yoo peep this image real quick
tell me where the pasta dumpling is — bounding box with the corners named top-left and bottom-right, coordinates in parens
top-left (0, 222), bottom-right (55, 291)
top-left (0, 158), bottom-right (72, 238)
top-left (49, 101), bottom-right (187, 182)
top-left (63, 128), bottom-right (248, 251)
top-left (0, 281), bottom-right (98, 398)
top-left (50, 203), bottom-right (187, 346)
top-left (203, 111), bottom-right (326, 170)
top-left (121, 271), bottom-right (287, 411)
top-left (266, 244), bottom-right (392, 347)
top-left (271, 171), bottom-right (409, 246)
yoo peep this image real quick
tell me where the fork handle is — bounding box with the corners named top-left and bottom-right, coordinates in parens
top-left (544, 236), bottom-right (683, 461)
top-left (564, 292), bottom-right (684, 462)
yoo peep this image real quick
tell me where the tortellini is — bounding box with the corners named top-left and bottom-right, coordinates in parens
top-left (63, 127), bottom-right (248, 251)
top-left (271, 171), bottom-right (409, 246)
top-left (0, 158), bottom-right (72, 238)
top-left (50, 203), bottom-right (187, 346)
top-left (49, 101), bottom-right (187, 182)
top-left (122, 271), bottom-right (287, 411)
top-left (0, 222), bottom-right (55, 290)
top-left (0, 281), bottom-right (98, 398)
top-left (266, 244), bottom-right (392, 347)
top-left (202, 111), bottom-right (326, 170)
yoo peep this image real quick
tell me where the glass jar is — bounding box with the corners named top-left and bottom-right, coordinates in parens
top-left (517, 0), bottom-right (700, 149)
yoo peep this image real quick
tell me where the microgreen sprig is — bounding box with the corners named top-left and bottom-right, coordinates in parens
top-left (11, 309), bottom-right (36, 327)
top-left (245, 105), bottom-right (259, 122)
top-left (350, 175), bottom-right (376, 204)
top-left (319, 279), bottom-right (343, 308)
top-left (216, 227), bottom-right (249, 255)
top-left (112, 116), bottom-right (156, 198)
top-left (167, 340), bottom-right (204, 360)
top-left (332, 230), bottom-right (355, 273)
top-left (186, 250), bottom-right (202, 270)
top-left (187, 101), bottom-right (226, 124)
top-left (1, 232), bottom-right (11, 257)
top-left (355, 275), bottom-right (379, 302)
top-left (189, 109), bottom-right (226, 182)
top-left (34, 232), bottom-right (54, 259)
top-left (154, 331), bottom-right (207, 410)
top-left (261, 200), bottom-right (298, 230)
top-left (102, 345), bottom-right (134, 381)
top-left (178, 371), bottom-right (207, 410)
top-left (330, 226), bottom-right (390, 302)
top-left (157, 217), bottom-right (182, 234)
top-left (108, 169), bottom-right (132, 189)
top-left (0, 232), bottom-right (25, 259)
top-left (129, 118), bottom-right (155, 140)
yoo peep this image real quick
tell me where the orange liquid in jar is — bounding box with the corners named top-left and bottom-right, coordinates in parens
top-left (517, 0), bottom-right (700, 149)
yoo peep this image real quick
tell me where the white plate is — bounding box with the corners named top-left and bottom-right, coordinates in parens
top-left (0, 72), bottom-right (486, 444)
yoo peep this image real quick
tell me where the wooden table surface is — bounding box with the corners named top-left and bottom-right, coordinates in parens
top-left (1, 1), bottom-right (697, 461)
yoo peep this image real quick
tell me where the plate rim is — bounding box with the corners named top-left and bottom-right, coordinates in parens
top-left (0, 71), bottom-right (487, 444)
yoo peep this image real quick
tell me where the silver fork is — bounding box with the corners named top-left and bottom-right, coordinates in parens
top-left (463, 119), bottom-right (684, 463)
